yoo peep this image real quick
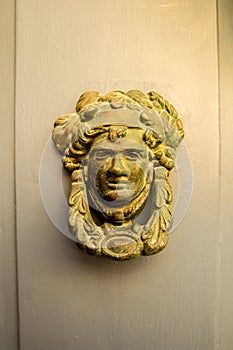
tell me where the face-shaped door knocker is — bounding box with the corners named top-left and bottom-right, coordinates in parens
top-left (52, 90), bottom-right (184, 260)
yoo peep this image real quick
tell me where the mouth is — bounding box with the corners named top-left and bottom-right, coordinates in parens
top-left (107, 178), bottom-right (129, 189)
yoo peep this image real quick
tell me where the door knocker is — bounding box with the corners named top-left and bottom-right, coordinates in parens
top-left (52, 90), bottom-right (184, 260)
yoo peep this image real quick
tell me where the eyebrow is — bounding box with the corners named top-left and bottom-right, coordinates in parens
top-left (91, 147), bottom-right (146, 153)
top-left (90, 148), bottom-right (147, 157)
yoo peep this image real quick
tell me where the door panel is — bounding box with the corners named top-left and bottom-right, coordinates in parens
top-left (218, 1), bottom-right (233, 349)
top-left (0, 1), bottom-right (18, 349)
top-left (14, 1), bottom-right (222, 349)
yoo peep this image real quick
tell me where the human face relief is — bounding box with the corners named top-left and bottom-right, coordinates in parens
top-left (86, 128), bottom-right (153, 207)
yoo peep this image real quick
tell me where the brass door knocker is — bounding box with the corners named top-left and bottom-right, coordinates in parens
top-left (52, 90), bottom-right (184, 260)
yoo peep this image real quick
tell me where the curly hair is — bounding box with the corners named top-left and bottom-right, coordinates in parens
top-left (53, 90), bottom-right (184, 172)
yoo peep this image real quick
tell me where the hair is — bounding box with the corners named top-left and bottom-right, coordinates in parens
top-left (53, 90), bottom-right (184, 172)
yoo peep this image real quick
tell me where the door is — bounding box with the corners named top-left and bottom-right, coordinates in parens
top-left (1, 0), bottom-right (233, 349)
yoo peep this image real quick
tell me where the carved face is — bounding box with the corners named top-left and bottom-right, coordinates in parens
top-left (85, 128), bottom-right (153, 208)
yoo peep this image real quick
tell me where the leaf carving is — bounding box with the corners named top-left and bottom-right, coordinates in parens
top-left (142, 167), bottom-right (172, 255)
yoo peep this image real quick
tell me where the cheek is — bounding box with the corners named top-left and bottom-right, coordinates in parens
top-left (88, 161), bottom-right (110, 185)
top-left (88, 161), bottom-right (101, 175)
top-left (129, 160), bottom-right (152, 187)
top-left (129, 164), bottom-right (145, 182)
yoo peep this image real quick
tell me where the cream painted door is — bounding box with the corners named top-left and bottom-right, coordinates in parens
top-left (1, 0), bottom-right (233, 349)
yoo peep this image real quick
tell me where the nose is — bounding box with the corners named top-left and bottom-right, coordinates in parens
top-left (108, 155), bottom-right (128, 177)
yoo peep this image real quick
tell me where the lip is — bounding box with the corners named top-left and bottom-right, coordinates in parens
top-left (107, 180), bottom-right (129, 189)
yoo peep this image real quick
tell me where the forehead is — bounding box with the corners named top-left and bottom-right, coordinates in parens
top-left (91, 128), bottom-right (147, 152)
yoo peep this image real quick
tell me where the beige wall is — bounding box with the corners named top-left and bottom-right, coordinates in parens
top-left (0, 0), bottom-right (232, 349)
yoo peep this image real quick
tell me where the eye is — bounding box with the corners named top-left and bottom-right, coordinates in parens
top-left (91, 150), bottom-right (111, 160)
top-left (124, 150), bottom-right (142, 160)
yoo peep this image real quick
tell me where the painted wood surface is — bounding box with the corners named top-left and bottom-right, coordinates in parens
top-left (218, 1), bottom-right (233, 349)
top-left (0, 0), bottom-right (229, 349)
top-left (0, 0), bottom-right (18, 349)
top-left (15, 1), bottom-right (219, 349)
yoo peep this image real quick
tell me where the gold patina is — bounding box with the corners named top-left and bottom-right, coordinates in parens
top-left (52, 90), bottom-right (184, 260)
